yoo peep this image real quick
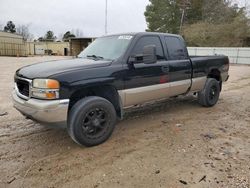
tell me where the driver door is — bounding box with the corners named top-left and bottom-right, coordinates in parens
top-left (122, 36), bottom-right (170, 107)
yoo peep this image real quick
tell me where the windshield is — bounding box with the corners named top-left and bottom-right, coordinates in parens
top-left (78, 35), bottom-right (133, 60)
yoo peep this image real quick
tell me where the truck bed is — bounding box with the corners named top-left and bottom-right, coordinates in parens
top-left (190, 55), bottom-right (229, 80)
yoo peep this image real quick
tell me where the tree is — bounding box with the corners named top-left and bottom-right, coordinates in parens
top-left (144, 0), bottom-right (203, 33)
top-left (144, 0), bottom-right (246, 33)
top-left (71, 28), bottom-right (84, 37)
top-left (63, 31), bottom-right (75, 41)
top-left (16, 24), bottom-right (33, 41)
top-left (185, 0), bottom-right (203, 24)
top-left (182, 14), bottom-right (250, 47)
top-left (44, 30), bottom-right (56, 41)
top-left (38, 37), bottom-right (44, 42)
top-left (144, 0), bottom-right (250, 47)
top-left (38, 31), bottom-right (56, 42)
top-left (202, 0), bottom-right (241, 24)
top-left (181, 1), bottom-right (250, 47)
top-left (4, 21), bottom-right (16, 33)
top-left (144, 0), bottom-right (181, 34)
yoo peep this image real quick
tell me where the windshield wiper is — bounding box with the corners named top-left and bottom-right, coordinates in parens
top-left (86, 55), bottom-right (104, 60)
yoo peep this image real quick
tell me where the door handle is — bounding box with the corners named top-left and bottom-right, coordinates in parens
top-left (161, 66), bottom-right (169, 73)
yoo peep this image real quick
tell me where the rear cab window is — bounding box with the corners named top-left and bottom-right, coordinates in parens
top-left (165, 36), bottom-right (188, 60)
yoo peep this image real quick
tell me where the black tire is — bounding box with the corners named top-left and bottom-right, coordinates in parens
top-left (68, 96), bottom-right (117, 147)
top-left (198, 78), bottom-right (220, 107)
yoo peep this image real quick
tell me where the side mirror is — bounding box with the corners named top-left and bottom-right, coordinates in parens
top-left (128, 45), bottom-right (157, 65)
top-left (142, 45), bottom-right (157, 64)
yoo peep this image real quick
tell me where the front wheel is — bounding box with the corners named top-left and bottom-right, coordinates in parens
top-left (68, 96), bottom-right (117, 147)
top-left (198, 78), bottom-right (220, 107)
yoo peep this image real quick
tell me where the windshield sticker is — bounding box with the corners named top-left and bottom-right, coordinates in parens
top-left (118, 35), bottom-right (133, 40)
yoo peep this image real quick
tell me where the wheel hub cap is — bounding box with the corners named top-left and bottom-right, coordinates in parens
top-left (92, 118), bottom-right (100, 127)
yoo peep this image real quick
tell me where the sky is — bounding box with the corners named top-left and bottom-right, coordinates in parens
top-left (0, 0), bottom-right (247, 39)
top-left (0, 0), bottom-right (149, 39)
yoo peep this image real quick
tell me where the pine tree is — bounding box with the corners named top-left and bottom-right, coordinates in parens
top-left (144, 0), bottom-right (182, 34)
top-left (4, 21), bottom-right (16, 33)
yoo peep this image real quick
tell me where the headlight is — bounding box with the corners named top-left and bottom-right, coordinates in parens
top-left (33, 79), bottom-right (60, 89)
top-left (32, 79), bottom-right (60, 99)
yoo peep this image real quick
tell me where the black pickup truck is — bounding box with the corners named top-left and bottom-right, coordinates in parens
top-left (12, 32), bottom-right (229, 146)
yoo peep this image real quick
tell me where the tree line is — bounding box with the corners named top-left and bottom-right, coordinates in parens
top-left (144, 0), bottom-right (250, 47)
top-left (1, 21), bottom-right (81, 42)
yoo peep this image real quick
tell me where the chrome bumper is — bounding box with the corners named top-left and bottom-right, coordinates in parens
top-left (12, 90), bottom-right (69, 125)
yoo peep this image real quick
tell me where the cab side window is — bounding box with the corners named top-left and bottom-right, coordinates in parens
top-left (132, 36), bottom-right (165, 60)
top-left (165, 37), bottom-right (187, 60)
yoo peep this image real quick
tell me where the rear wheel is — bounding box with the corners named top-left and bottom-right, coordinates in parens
top-left (68, 96), bottom-right (117, 147)
top-left (198, 78), bottom-right (220, 107)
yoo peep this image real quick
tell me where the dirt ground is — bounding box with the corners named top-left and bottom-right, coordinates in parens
top-left (0, 56), bottom-right (249, 188)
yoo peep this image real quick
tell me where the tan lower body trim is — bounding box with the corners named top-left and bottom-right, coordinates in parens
top-left (119, 79), bottom-right (192, 107)
top-left (170, 79), bottom-right (191, 96)
top-left (189, 77), bottom-right (207, 92)
top-left (119, 82), bottom-right (171, 107)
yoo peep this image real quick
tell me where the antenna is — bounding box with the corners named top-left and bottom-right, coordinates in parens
top-left (105, 0), bottom-right (108, 35)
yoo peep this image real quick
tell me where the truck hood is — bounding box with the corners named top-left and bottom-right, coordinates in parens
top-left (16, 58), bottom-right (113, 79)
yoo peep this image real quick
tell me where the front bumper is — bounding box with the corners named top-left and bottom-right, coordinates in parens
top-left (12, 90), bottom-right (69, 125)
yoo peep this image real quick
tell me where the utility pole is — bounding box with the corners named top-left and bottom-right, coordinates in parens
top-left (105, 0), bottom-right (108, 35)
top-left (179, 0), bottom-right (190, 34)
top-left (180, 9), bottom-right (185, 33)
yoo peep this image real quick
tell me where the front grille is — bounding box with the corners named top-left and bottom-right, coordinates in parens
top-left (16, 79), bottom-right (30, 97)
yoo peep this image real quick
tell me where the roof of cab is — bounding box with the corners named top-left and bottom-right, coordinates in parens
top-left (102, 32), bottom-right (181, 38)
